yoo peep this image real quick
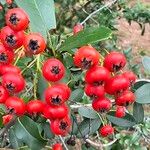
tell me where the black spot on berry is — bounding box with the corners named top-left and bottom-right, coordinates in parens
top-left (6, 83), bottom-right (15, 92)
top-left (81, 58), bottom-right (92, 69)
top-left (0, 53), bottom-right (7, 62)
top-left (9, 13), bottom-right (19, 25)
top-left (51, 66), bottom-right (60, 74)
top-left (51, 96), bottom-right (61, 105)
top-left (5, 35), bottom-right (16, 46)
top-left (59, 121), bottom-right (68, 130)
top-left (28, 40), bottom-right (39, 51)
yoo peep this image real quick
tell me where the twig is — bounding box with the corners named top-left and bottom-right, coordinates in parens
top-left (80, 0), bottom-right (118, 25)
top-left (85, 138), bottom-right (117, 148)
top-left (59, 135), bottom-right (69, 150)
top-left (136, 79), bottom-right (150, 83)
top-left (0, 116), bottom-right (17, 138)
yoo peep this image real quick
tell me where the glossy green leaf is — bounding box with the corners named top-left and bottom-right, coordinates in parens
top-left (77, 118), bottom-right (101, 137)
top-left (13, 118), bottom-right (46, 150)
top-left (70, 88), bottom-right (84, 102)
top-left (133, 80), bottom-right (150, 90)
top-left (37, 76), bottom-right (48, 100)
top-left (107, 112), bottom-right (136, 127)
top-left (142, 56), bottom-right (150, 73)
top-left (133, 102), bottom-right (144, 123)
top-left (19, 116), bottom-right (47, 142)
top-left (135, 83), bottom-right (150, 104)
top-left (9, 128), bottom-right (23, 149)
top-left (60, 26), bottom-right (112, 52)
top-left (15, 0), bottom-right (56, 39)
top-left (78, 107), bottom-right (98, 119)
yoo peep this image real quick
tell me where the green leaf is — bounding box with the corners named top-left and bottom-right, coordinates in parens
top-left (107, 112), bottom-right (136, 127)
top-left (42, 122), bottom-right (54, 139)
top-left (9, 128), bottom-right (23, 149)
top-left (133, 102), bottom-right (144, 123)
top-left (135, 83), bottom-right (150, 104)
top-left (19, 116), bottom-right (47, 142)
top-left (142, 56), bottom-right (150, 73)
top-left (133, 80), bottom-right (150, 90)
top-left (37, 76), bottom-right (48, 100)
top-left (77, 118), bottom-right (101, 138)
top-left (13, 118), bottom-right (46, 150)
top-left (15, 0), bottom-right (56, 39)
top-left (70, 88), bottom-right (84, 102)
top-left (78, 107), bottom-right (98, 119)
top-left (60, 26), bottom-right (112, 52)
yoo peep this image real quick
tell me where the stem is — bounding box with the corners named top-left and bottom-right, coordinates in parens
top-left (80, 0), bottom-right (118, 25)
top-left (14, 48), bottom-right (24, 65)
top-left (21, 57), bottom-right (37, 74)
top-left (59, 136), bottom-right (69, 150)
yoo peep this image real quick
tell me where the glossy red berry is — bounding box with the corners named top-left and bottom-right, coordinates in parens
top-left (0, 43), bottom-right (14, 64)
top-left (0, 64), bottom-right (21, 75)
top-left (104, 51), bottom-right (126, 72)
top-left (45, 84), bottom-right (69, 106)
top-left (115, 106), bottom-right (126, 118)
top-left (5, 8), bottom-right (29, 31)
top-left (0, 5), bottom-right (3, 11)
top-left (2, 114), bottom-right (13, 125)
top-left (2, 72), bottom-right (25, 93)
top-left (74, 46), bottom-right (100, 69)
top-left (105, 75), bottom-right (130, 95)
top-left (0, 86), bottom-right (9, 103)
top-left (6, 0), bottom-right (13, 5)
top-left (92, 98), bottom-right (112, 113)
top-left (122, 71), bottom-right (137, 85)
top-left (73, 24), bottom-right (83, 35)
top-left (50, 116), bottom-right (71, 136)
top-left (84, 84), bottom-right (105, 99)
top-left (115, 90), bottom-right (135, 106)
top-left (52, 143), bottom-right (63, 150)
top-left (26, 100), bottom-right (44, 114)
top-left (24, 33), bottom-right (46, 55)
top-left (0, 26), bottom-right (25, 49)
top-left (100, 125), bottom-right (114, 137)
top-left (5, 97), bottom-right (26, 115)
top-left (43, 104), bottom-right (68, 119)
top-left (85, 66), bottom-right (110, 85)
top-left (42, 58), bottom-right (65, 82)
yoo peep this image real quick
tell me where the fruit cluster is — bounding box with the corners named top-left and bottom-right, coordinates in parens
top-left (73, 32), bottom-right (136, 137)
top-left (0, 7), bottom-right (72, 139)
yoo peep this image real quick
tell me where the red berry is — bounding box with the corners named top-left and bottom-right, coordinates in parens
top-left (24, 33), bottom-right (46, 55)
top-left (84, 84), bottom-right (105, 99)
top-left (5, 8), bottom-right (29, 31)
top-left (26, 100), bottom-right (44, 114)
top-left (104, 51), bottom-right (126, 72)
top-left (0, 86), bottom-right (9, 103)
top-left (105, 75), bottom-right (130, 95)
top-left (5, 97), bottom-right (26, 115)
top-left (6, 0), bottom-right (13, 5)
top-left (115, 90), bottom-right (135, 106)
top-left (115, 106), bottom-right (126, 118)
top-left (44, 84), bottom-right (69, 106)
top-left (73, 24), bottom-right (83, 35)
top-left (52, 143), bottom-right (63, 150)
top-left (100, 125), bottom-right (114, 137)
top-left (2, 72), bottom-right (25, 93)
top-left (0, 26), bottom-right (25, 49)
top-left (85, 66), bottom-right (110, 85)
top-left (42, 58), bottom-right (65, 82)
top-left (74, 46), bottom-right (100, 69)
top-left (92, 98), bottom-right (112, 113)
top-left (50, 116), bottom-right (71, 136)
top-left (0, 64), bottom-right (21, 75)
top-left (43, 104), bottom-right (68, 120)
top-left (122, 71), bottom-right (137, 85)
top-left (2, 114), bottom-right (13, 125)
top-left (0, 6), bottom-right (3, 11)
top-left (0, 43), bottom-right (14, 64)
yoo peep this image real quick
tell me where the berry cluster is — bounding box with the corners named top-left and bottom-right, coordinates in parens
top-left (0, 8), bottom-right (71, 139)
top-left (73, 29), bottom-right (136, 137)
